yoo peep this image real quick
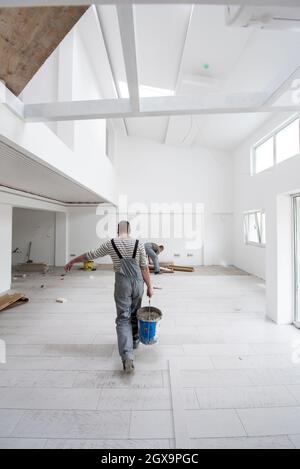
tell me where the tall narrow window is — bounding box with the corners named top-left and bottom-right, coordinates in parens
top-left (276, 119), bottom-right (300, 164)
top-left (244, 210), bottom-right (266, 247)
top-left (254, 137), bottom-right (274, 174)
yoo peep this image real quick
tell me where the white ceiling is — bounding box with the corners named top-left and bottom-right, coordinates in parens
top-left (19, 3), bottom-right (300, 151)
top-left (0, 139), bottom-right (105, 203)
top-left (94, 3), bottom-right (300, 149)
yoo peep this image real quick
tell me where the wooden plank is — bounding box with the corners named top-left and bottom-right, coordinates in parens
top-left (0, 293), bottom-right (29, 312)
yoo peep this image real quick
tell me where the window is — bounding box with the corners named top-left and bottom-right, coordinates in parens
top-left (252, 116), bottom-right (300, 174)
top-left (254, 137), bottom-right (274, 174)
top-left (244, 210), bottom-right (266, 247)
top-left (276, 119), bottom-right (300, 164)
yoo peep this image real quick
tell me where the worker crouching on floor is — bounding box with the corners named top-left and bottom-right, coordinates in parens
top-left (145, 242), bottom-right (165, 275)
top-left (64, 221), bottom-right (154, 374)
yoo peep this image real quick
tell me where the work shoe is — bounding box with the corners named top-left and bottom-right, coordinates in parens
top-left (133, 338), bottom-right (140, 350)
top-left (123, 359), bottom-right (135, 374)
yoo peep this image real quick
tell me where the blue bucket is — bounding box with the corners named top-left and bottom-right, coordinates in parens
top-left (137, 306), bottom-right (162, 345)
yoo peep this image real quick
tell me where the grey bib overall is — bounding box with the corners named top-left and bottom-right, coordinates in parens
top-left (112, 239), bottom-right (144, 362)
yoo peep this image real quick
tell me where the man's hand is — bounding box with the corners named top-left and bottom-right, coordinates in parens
top-left (64, 261), bottom-right (74, 273)
top-left (147, 286), bottom-right (154, 298)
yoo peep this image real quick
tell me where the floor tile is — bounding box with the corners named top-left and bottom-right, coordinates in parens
top-left (0, 388), bottom-right (101, 410)
top-left (186, 410), bottom-right (246, 438)
top-left (191, 436), bottom-right (294, 449)
top-left (195, 386), bottom-right (297, 409)
top-left (12, 410), bottom-right (131, 439)
top-left (181, 370), bottom-right (252, 388)
top-left (44, 439), bottom-right (171, 449)
top-left (0, 370), bottom-right (76, 388)
top-left (0, 410), bottom-right (24, 437)
top-left (238, 407), bottom-right (300, 436)
top-left (0, 438), bottom-right (46, 449)
top-left (98, 388), bottom-right (171, 410)
top-left (73, 371), bottom-right (164, 389)
top-left (130, 411), bottom-right (174, 439)
top-left (212, 355), bottom-right (293, 370)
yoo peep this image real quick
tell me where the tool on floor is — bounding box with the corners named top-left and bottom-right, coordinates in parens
top-left (81, 261), bottom-right (96, 272)
top-left (26, 241), bottom-right (33, 264)
top-left (137, 300), bottom-right (162, 345)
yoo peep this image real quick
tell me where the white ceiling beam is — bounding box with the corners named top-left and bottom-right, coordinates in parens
top-left (1, 1), bottom-right (300, 7)
top-left (24, 94), bottom-right (300, 122)
top-left (263, 66), bottom-right (300, 106)
top-left (164, 5), bottom-right (194, 144)
top-left (0, 81), bottom-right (24, 120)
top-left (93, 5), bottom-right (129, 136)
top-left (116, 4), bottom-right (139, 112)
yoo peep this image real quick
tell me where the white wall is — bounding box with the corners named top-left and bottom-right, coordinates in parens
top-left (0, 204), bottom-right (12, 293)
top-left (114, 135), bottom-right (234, 266)
top-left (0, 19), bottom-right (116, 207)
top-left (68, 206), bottom-right (113, 265)
top-left (233, 113), bottom-right (300, 324)
top-left (12, 208), bottom-right (56, 266)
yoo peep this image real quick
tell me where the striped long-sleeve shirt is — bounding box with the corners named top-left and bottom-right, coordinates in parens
top-left (86, 238), bottom-right (148, 273)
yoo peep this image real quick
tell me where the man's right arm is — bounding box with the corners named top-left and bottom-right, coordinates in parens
top-left (65, 241), bottom-right (110, 272)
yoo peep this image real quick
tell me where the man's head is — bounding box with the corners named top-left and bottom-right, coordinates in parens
top-left (117, 220), bottom-right (131, 236)
top-left (158, 245), bottom-right (165, 254)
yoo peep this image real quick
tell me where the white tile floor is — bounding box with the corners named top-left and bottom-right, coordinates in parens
top-left (0, 267), bottom-right (299, 449)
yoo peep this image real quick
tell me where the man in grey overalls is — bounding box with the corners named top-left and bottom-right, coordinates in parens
top-left (145, 242), bottom-right (165, 275)
top-left (65, 221), bottom-right (154, 373)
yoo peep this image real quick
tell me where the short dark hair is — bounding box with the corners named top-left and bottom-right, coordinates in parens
top-left (118, 220), bottom-right (130, 235)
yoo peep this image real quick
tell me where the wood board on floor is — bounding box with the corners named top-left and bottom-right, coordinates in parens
top-left (0, 294), bottom-right (29, 312)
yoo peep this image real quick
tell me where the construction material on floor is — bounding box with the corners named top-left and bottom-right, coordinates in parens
top-left (16, 263), bottom-right (49, 273)
top-left (149, 265), bottom-right (174, 274)
top-left (149, 264), bottom-right (194, 273)
top-left (81, 261), bottom-right (96, 272)
top-left (0, 293), bottom-right (29, 312)
top-left (56, 298), bottom-right (67, 304)
top-left (171, 265), bottom-right (195, 273)
top-left (137, 305), bottom-right (162, 345)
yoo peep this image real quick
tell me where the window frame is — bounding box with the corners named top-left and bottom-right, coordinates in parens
top-left (244, 209), bottom-right (266, 248)
top-left (252, 114), bottom-right (300, 175)
top-left (292, 194), bottom-right (300, 328)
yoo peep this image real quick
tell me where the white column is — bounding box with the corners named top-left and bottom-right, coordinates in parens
top-left (55, 212), bottom-right (69, 267)
top-left (266, 194), bottom-right (294, 324)
top-left (0, 204), bottom-right (12, 293)
top-left (57, 30), bottom-right (75, 149)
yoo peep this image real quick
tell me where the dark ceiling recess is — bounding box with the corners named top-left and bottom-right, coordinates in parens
top-left (0, 6), bottom-right (88, 96)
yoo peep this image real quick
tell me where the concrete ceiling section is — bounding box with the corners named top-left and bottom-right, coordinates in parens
top-left (0, 6), bottom-right (88, 96)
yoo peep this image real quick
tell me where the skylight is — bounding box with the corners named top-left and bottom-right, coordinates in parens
top-left (118, 81), bottom-right (174, 99)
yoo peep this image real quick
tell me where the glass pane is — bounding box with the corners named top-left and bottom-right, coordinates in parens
top-left (261, 212), bottom-right (266, 245)
top-left (276, 119), bottom-right (300, 164)
top-left (247, 213), bottom-right (260, 244)
top-left (295, 197), bottom-right (300, 324)
top-left (255, 137), bottom-right (274, 173)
